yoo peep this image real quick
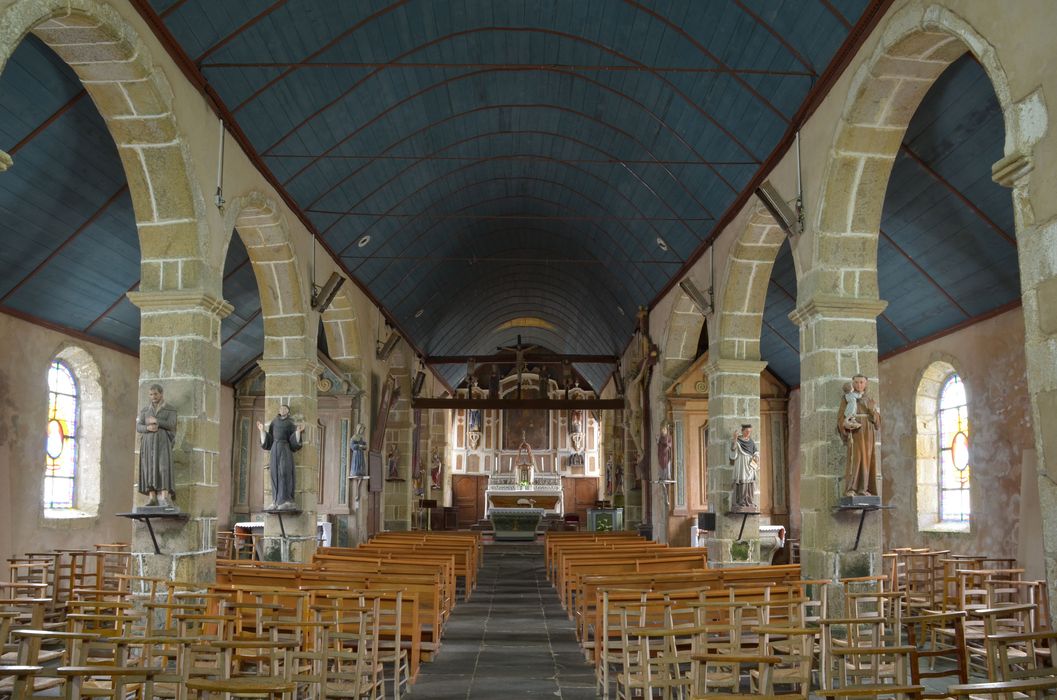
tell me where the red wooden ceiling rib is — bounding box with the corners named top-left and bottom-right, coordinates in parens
top-left (206, 60), bottom-right (813, 76)
top-left (304, 125), bottom-right (715, 219)
top-left (732, 0), bottom-right (817, 75)
top-left (310, 135), bottom-right (708, 242)
top-left (2, 303), bottom-right (137, 357)
top-left (128, 0), bottom-right (431, 371)
top-left (769, 272), bottom-right (911, 344)
top-left (339, 195), bottom-right (655, 303)
top-left (818, 0), bottom-right (854, 30)
top-left (159, 0), bottom-right (190, 19)
top-left (427, 353), bottom-right (617, 365)
top-left (395, 249), bottom-right (642, 325)
top-left (194, 0), bottom-right (290, 65)
top-left (335, 170), bottom-right (662, 266)
top-left (83, 279), bottom-right (138, 333)
top-left (647, 0), bottom-right (895, 314)
top-left (6, 89), bottom-right (86, 154)
top-left (1, 184), bottom-right (128, 304)
top-left (346, 174), bottom-right (662, 294)
top-left (231, 0), bottom-right (411, 113)
top-left (426, 290), bottom-right (620, 352)
top-left (262, 26), bottom-right (764, 166)
top-left (625, 1), bottom-right (789, 123)
top-left (762, 316), bottom-right (799, 354)
top-left (297, 102), bottom-right (719, 220)
top-left (899, 143), bottom-right (1016, 247)
top-left (222, 308), bottom-right (262, 346)
top-left (878, 228), bottom-right (971, 318)
top-left (313, 210), bottom-right (712, 223)
top-left (878, 299), bottom-right (1021, 363)
top-left (278, 67), bottom-right (754, 189)
top-left (269, 153), bottom-right (756, 166)
top-left (386, 217), bottom-right (649, 317)
top-left (343, 224), bottom-right (672, 264)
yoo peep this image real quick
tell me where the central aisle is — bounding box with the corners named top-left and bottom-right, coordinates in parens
top-left (411, 542), bottom-right (598, 699)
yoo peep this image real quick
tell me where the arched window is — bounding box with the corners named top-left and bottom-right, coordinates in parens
top-left (43, 347), bottom-right (103, 519)
top-left (44, 360), bottom-right (79, 509)
top-left (915, 360), bottom-right (970, 532)
top-left (937, 374), bottom-right (970, 522)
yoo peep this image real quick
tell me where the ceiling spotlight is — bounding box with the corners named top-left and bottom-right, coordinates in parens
top-left (357, 235), bottom-right (371, 248)
top-left (414, 308), bottom-right (424, 318)
top-left (616, 305), bottom-right (625, 316)
top-left (656, 237), bottom-right (669, 251)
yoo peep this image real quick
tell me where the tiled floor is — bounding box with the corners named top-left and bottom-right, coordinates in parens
top-left (411, 542), bottom-right (598, 699)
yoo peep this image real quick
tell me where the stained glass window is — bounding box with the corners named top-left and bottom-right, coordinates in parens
top-left (938, 373), bottom-right (970, 522)
top-left (44, 360), bottom-right (78, 509)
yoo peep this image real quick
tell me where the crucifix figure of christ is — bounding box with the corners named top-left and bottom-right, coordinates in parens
top-left (497, 334), bottom-right (538, 399)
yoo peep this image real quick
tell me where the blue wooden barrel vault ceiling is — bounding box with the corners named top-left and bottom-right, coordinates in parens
top-left (0, 1), bottom-right (1017, 390)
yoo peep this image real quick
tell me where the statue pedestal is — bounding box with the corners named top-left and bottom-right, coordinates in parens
top-left (838, 494), bottom-right (881, 508)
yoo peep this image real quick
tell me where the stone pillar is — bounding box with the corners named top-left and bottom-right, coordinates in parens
top-left (790, 294), bottom-right (888, 607)
top-left (257, 357), bottom-right (321, 563)
top-left (996, 151), bottom-right (1057, 627)
top-left (703, 358), bottom-right (767, 565)
top-left (127, 291), bottom-right (232, 583)
top-left (383, 362), bottom-right (414, 531)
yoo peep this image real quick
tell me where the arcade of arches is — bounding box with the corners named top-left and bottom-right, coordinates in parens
top-left (1, 0), bottom-right (1056, 631)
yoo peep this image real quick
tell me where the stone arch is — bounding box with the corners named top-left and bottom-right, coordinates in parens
top-left (914, 354), bottom-right (969, 532)
top-left (222, 192), bottom-right (312, 362)
top-left (0, 0), bottom-right (209, 291)
top-left (320, 284), bottom-right (366, 384)
top-left (714, 203), bottom-right (789, 363)
top-left (808, 3), bottom-right (1036, 295)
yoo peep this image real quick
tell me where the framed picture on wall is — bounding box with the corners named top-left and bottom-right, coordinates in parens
top-left (502, 408), bottom-right (549, 450)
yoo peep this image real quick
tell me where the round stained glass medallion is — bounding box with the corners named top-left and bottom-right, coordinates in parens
top-left (46, 418), bottom-right (67, 460)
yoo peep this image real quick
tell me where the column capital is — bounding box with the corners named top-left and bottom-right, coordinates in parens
top-left (702, 358), bottom-right (768, 377)
top-left (257, 357), bottom-right (324, 376)
top-left (127, 290), bottom-right (233, 318)
top-left (789, 294), bottom-right (888, 326)
top-left (0, 149), bottom-right (12, 172)
top-left (992, 151), bottom-right (1033, 188)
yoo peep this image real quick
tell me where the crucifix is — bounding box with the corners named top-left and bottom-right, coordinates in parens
top-left (497, 334), bottom-right (538, 399)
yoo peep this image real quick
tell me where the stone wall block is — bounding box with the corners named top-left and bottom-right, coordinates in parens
top-left (872, 53), bottom-right (949, 81)
top-left (266, 314), bottom-right (308, 338)
top-left (137, 222), bottom-right (200, 259)
top-left (141, 145), bottom-right (195, 221)
top-left (120, 78), bottom-right (170, 116)
top-left (105, 114), bottom-right (177, 146)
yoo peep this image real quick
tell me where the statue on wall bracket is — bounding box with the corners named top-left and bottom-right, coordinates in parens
top-left (838, 374), bottom-right (881, 506)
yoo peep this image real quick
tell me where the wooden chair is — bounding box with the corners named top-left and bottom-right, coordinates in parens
top-left (903, 611), bottom-right (969, 699)
top-left (970, 603), bottom-right (1038, 678)
top-left (751, 625), bottom-right (816, 699)
top-left (185, 676), bottom-right (296, 700)
top-left (617, 604), bottom-right (694, 700)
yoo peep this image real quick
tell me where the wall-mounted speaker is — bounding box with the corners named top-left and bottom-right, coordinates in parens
top-left (698, 512), bottom-right (717, 531)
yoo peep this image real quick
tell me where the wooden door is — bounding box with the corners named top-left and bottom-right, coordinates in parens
top-left (562, 477), bottom-right (599, 527)
top-left (452, 475), bottom-right (487, 528)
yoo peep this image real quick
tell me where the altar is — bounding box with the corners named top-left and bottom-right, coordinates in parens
top-left (489, 507), bottom-right (545, 541)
